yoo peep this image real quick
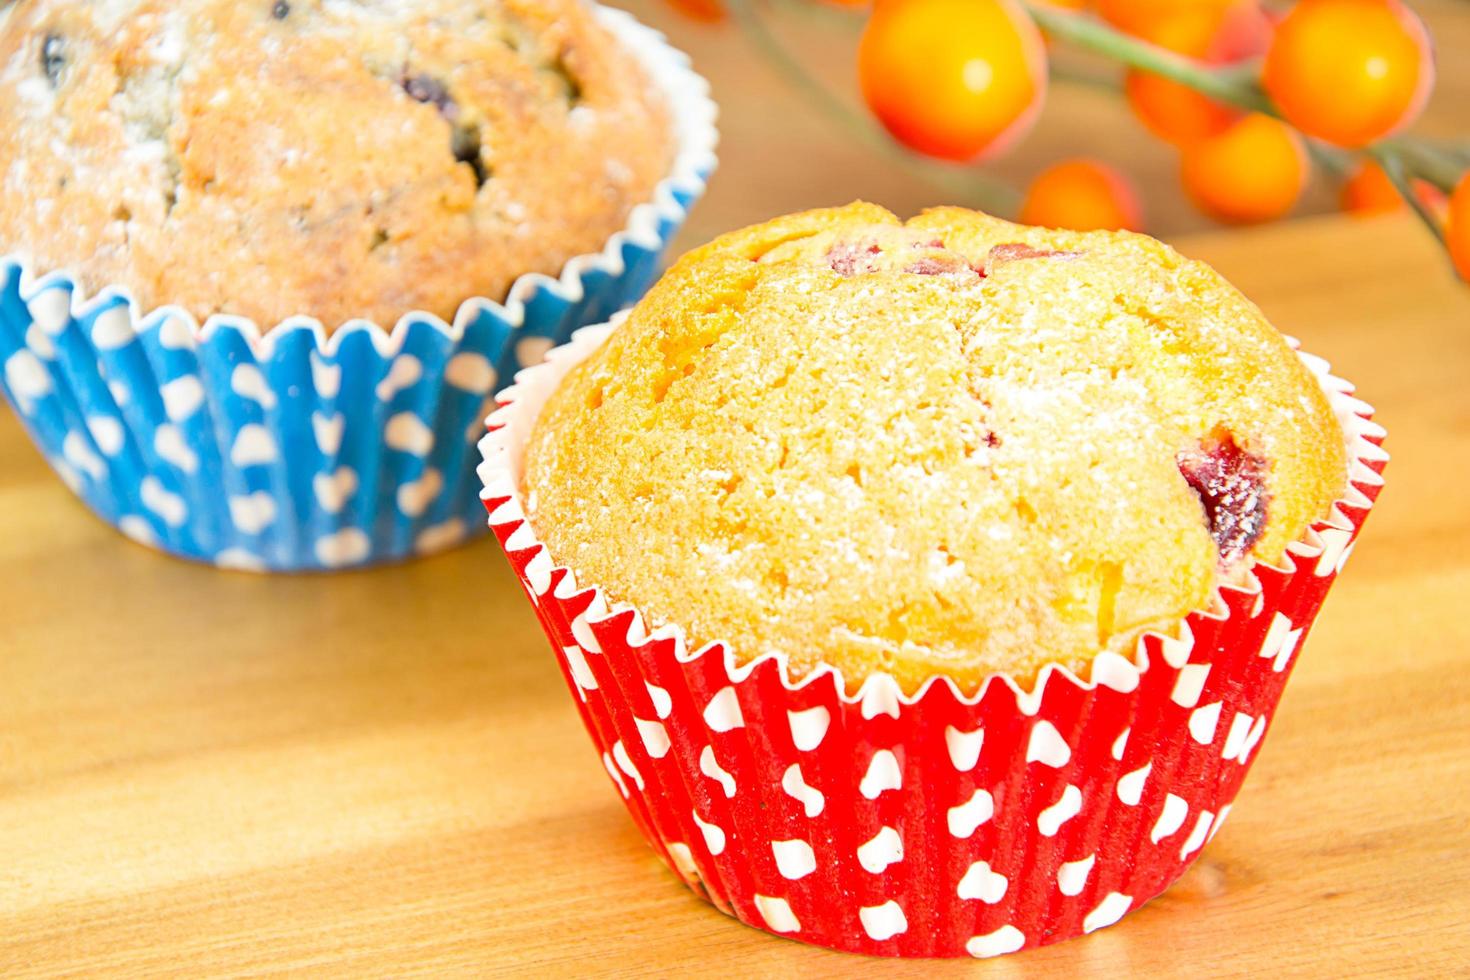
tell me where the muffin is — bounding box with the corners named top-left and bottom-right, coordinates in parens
top-left (522, 203), bottom-right (1348, 692)
top-left (0, 0), bottom-right (673, 330)
top-left (481, 205), bottom-right (1385, 957)
top-left (0, 0), bottom-right (716, 570)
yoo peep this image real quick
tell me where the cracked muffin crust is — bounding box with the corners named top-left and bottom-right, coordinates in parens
top-left (522, 203), bottom-right (1350, 694)
top-left (0, 0), bottom-right (674, 331)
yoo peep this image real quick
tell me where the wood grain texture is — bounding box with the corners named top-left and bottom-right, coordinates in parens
top-left (5, 9), bottom-right (1470, 980)
top-left (2, 211), bottom-right (1468, 978)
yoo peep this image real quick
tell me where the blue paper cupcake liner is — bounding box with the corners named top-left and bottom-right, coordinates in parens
top-left (0, 7), bottom-right (717, 572)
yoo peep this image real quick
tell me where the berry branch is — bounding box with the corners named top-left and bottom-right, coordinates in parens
top-left (703, 0), bottom-right (1468, 278)
top-left (1023, 3), bottom-right (1274, 114)
top-left (1372, 145), bottom-right (1447, 246)
top-left (1022, 3), bottom-right (1460, 254)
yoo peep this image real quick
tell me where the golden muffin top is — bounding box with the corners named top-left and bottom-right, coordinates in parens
top-left (0, 0), bottom-right (673, 331)
top-left (523, 203), bottom-right (1348, 693)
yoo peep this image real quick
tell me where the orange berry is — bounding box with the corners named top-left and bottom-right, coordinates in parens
top-left (1020, 159), bottom-right (1144, 231)
top-left (1097, 0), bottom-right (1232, 45)
top-left (1449, 172), bottom-right (1470, 281)
top-left (1263, 0), bottom-right (1434, 147)
top-left (858, 0), bottom-right (1047, 162)
top-left (1210, 0), bottom-right (1273, 61)
top-left (1340, 161), bottom-right (1403, 214)
top-left (664, 0), bottom-right (725, 21)
top-left (1180, 114), bottom-right (1309, 224)
top-left (1126, 71), bottom-right (1239, 144)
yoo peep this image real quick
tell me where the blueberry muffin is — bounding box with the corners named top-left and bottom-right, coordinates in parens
top-left (521, 203), bottom-right (1348, 693)
top-left (0, 0), bottom-right (674, 329)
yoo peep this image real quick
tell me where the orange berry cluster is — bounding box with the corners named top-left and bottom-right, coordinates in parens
top-left (665, 0), bottom-right (1466, 274)
top-left (849, 0), bottom-right (1439, 234)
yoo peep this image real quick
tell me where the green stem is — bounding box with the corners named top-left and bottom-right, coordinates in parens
top-left (725, 0), bottom-right (1019, 213)
top-left (1023, 4), bottom-right (1275, 114)
top-left (1049, 62), bottom-right (1123, 93)
top-left (1371, 146), bottom-right (1447, 247)
top-left (1307, 141), bottom-right (1352, 178)
top-left (1377, 137), bottom-right (1465, 193)
top-left (1421, 137), bottom-right (1470, 168)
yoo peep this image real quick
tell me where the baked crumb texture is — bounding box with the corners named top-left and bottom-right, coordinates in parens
top-left (524, 204), bottom-right (1350, 693)
top-left (0, 0), bottom-right (674, 331)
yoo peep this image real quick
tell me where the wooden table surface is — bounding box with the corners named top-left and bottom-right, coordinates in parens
top-left (3, 211), bottom-right (1469, 977)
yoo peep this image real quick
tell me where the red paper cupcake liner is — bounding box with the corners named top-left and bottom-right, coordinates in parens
top-left (477, 319), bottom-right (1385, 958)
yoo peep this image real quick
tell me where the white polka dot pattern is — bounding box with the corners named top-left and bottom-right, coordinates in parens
top-left (754, 895), bottom-right (800, 934)
top-left (703, 687), bottom-right (745, 732)
top-left (611, 741), bottom-right (644, 792)
top-left (945, 725), bottom-right (984, 771)
top-left (857, 826), bottom-right (904, 874)
top-left (154, 425), bottom-right (198, 473)
top-left (1037, 785), bottom-right (1083, 837)
top-left (312, 412), bottom-right (345, 456)
top-left (1083, 893), bottom-right (1133, 934)
top-left (414, 519), bottom-right (466, 556)
top-left (315, 528), bottom-right (371, 568)
top-left (313, 468), bottom-right (359, 514)
top-left (1260, 613), bottom-right (1304, 673)
top-left (384, 414), bottom-right (434, 456)
top-left (787, 706), bottom-right (830, 751)
top-left (231, 364), bottom-right (277, 409)
top-left (160, 376), bottom-right (205, 421)
top-left (699, 746), bottom-right (736, 798)
top-left (229, 493), bottom-right (278, 536)
top-left (692, 810), bottom-right (727, 855)
top-left (1026, 720), bottom-right (1071, 767)
top-left (230, 425), bottom-right (278, 467)
top-left (1117, 764), bottom-right (1151, 806)
top-left (309, 353), bottom-right (342, 400)
top-left (781, 764), bottom-right (825, 818)
top-left (771, 840), bottom-right (817, 881)
top-left (140, 476), bottom-right (187, 527)
top-left (86, 415), bottom-right (124, 456)
top-left (1151, 794), bottom-right (1189, 843)
top-left (859, 901), bottom-right (908, 941)
top-left (1190, 702), bottom-right (1223, 744)
top-left (948, 789), bottom-right (995, 840)
top-left (645, 683), bottom-right (673, 720)
top-left (957, 861), bottom-right (1008, 904)
top-left (859, 749), bottom-right (903, 799)
top-left (562, 645), bottom-right (598, 700)
top-left (1111, 727), bottom-right (1130, 760)
top-left (1171, 663), bottom-right (1211, 707)
top-left (967, 925), bottom-right (1026, 958)
top-left (62, 430), bottom-right (105, 481)
top-left (666, 842), bottom-right (698, 882)
top-left (445, 352), bottom-right (498, 394)
top-left (375, 355), bottom-right (422, 402)
top-left (600, 752), bottom-right (628, 800)
top-left (1057, 854), bottom-right (1095, 897)
top-left (1179, 811), bottom-right (1213, 861)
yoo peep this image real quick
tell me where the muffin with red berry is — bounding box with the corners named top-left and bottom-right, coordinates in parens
top-left (522, 202), bottom-right (1347, 692)
top-left (480, 204), bottom-right (1383, 956)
